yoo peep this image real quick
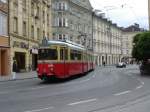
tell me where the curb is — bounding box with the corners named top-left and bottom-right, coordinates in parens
top-left (0, 76), bottom-right (38, 83)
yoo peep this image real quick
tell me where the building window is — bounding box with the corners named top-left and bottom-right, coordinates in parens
top-left (63, 18), bottom-right (65, 27)
top-left (43, 10), bottom-right (45, 23)
top-left (36, 6), bottom-right (40, 18)
top-left (37, 28), bottom-right (40, 40)
top-left (0, 0), bottom-right (7, 3)
top-left (58, 18), bottom-right (62, 27)
top-left (58, 3), bottom-right (61, 10)
top-left (59, 34), bottom-right (62, 40)
top-left (22, 0), bottom-right (26, 12)
top-left (13, 17), bottom-right (18, 33)
top-left (47, 33), bottom-right (49, 40)
top-left (43, 31), bottom-right (45, 39)
top-left (23, 21), bottom-right (26, 36)
top-left (57, 17), bottom-right (68, 27)
top-left (56, 2), bottom-right (67, 11)
top-left (31, 25), bottom-right (34, 38)
top-left (0, 12), bottom-right (7, 36)
top-left (47, 14), bottom-right (49, 26)
top-left (31, 2), bottom-right (34, 16)
top-left (13, 0), bottom-right (18, 13)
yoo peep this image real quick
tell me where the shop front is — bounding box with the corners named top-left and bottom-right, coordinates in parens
top-left (13, 40), bottom-right (29, 72)
top-left (14, 52), bottom-right (26, 72)
top-left (0, 35), bottom-right (10, 76)
top-left (0, 47), bottom-right (10, 76)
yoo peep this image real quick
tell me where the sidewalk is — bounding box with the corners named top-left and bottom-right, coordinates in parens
top-left (0, 71), bottom-right (37, 82)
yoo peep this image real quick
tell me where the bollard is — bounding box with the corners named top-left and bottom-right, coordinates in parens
top-left (12, 72), bottom-right (16, 80)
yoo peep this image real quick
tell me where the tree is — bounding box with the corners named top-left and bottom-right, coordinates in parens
top-left (132, 32), bottom-right (150, 61)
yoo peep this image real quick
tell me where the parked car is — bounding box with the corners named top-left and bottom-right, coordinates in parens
top-left (140, 60), bottom-right (150, 75)
top-left (116, 62), bottom-right (126, 68)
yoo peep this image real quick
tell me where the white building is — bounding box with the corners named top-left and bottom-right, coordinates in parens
top-left (121, 24), bottom-right (144, 63)
top-left (93, 13), bottom-right (122, 66)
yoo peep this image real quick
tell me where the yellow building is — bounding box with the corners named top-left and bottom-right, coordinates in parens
top-left (0, 0), bottom-right (10, 76)
top-left (9, 0), bottom-right (52, 72)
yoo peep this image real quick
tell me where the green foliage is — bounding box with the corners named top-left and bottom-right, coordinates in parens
top-left (132, 32), bottom-right (150, 61)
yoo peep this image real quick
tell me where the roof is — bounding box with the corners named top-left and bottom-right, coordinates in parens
top-left (40, 40), bottom-right (86, 51)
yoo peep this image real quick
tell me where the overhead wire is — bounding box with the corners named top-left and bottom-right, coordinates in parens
top-left (91, 0), bottom-right (147, 29)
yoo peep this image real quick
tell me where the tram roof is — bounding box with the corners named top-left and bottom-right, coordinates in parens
top-left (40, 40), bottom-right (86, 51)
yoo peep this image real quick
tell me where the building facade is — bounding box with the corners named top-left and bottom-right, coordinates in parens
top-left (121, 31), bottom-right (140, 63)
top-left (148, 0), bottom-right (150, 29)
top-left (9, 0), bottom-right (52, 72)
top-left (0, 0), bottom-right (10, 76)
top-left (121, 24), bottom-right (144, 63)
top-left (93, 13), bottom-right (122, 66)
top-left (52, 0), bottom-right (93, 50)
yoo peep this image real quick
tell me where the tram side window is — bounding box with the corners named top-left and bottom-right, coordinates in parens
top-left (78, 52), bottom-right (82, 60)
top-left (38, 49), bottom-right (58, 60)
top-left (60, 49), bottom-right (68, 60)
top-left (70, 50), bottom-right (76, 60)
top-left (70, 50), bottom-right (81, 61)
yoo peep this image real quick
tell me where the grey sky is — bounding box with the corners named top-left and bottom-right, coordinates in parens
top-left (89, 0), bottom-right (148, 29)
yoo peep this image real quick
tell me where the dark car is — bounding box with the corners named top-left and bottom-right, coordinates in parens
top-left (116, 62), bottom-right (126, 68)
top-left (140, 60), bottom-right (150, 75)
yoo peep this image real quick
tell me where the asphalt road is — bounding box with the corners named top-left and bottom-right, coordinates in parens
top-left (0, 65), bottom-right (150, 112)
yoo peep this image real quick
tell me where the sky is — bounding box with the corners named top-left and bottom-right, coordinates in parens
top-left (89, 0), bottom-right (148, 29)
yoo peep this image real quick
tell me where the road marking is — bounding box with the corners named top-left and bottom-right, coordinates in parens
top-left (68, 98), bottom-right (97, 106)
top-left (141, 81), bottom-right (145, 85)
top-left (138, 78), bottom-right (145, 85)
top-left (114, 90), bottom-right (131, 96)
top-left (136, 85), bottom-right (143, 90)
top-left (24, 106), bottom-right (54, 112)
top-left (79, 78), bottom-right (90, 83)
top-left (30, 86), bottom-right (47, 90)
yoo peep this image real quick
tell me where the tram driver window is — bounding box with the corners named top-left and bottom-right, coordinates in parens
top-left (38, 49), bottom-right (58, 60)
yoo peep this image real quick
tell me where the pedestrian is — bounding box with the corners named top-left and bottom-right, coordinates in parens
top-left (103, 61), bottom-right (106, 67)
top-left (12, 57), bottom-right (17, 80)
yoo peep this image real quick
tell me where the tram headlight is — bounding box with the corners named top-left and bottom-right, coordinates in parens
top-left (50, 68), bottom-right (54, 71)
top-left (43, 68), bottom-right (46, 73)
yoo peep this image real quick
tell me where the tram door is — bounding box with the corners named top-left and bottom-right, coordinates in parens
top-left (60, 47), bottom-right (68, 77)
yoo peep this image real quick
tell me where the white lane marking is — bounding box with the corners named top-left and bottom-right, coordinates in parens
top-left (68, 98), bottom-right (97, 106)
top-left (136, 85), bottom-right (143, 90)
top-left (30, 86), bottom-right (47, 90)
top-left (114, 90), bottom-right (131, 96)
top-left (141, 81), bottom-right (145, 85)
top-left (24, 106), bottom-right (54, 112)
top-left (79, 78), bottom-right (90, 83)
top-left (137, 78), bottom-right (145, 85)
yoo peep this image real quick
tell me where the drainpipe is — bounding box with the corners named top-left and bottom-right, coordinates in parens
top-left (8, 0), bottom-right (11, 75)
top-left (8, 0), bottom-right (10, 47)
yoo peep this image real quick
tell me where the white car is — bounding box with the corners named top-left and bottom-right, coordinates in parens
top-left (116, 62), bottom-right (126, 68)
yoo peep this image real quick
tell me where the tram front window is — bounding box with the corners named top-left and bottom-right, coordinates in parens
top-left (38, 49), bottom-right (58, 60)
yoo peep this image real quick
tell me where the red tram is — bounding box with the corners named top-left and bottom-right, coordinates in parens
top-left (37, 40), bottom-right (95, 81)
